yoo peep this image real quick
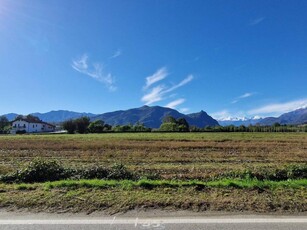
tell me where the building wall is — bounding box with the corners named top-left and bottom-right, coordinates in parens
top-left (11, 120), bottom-right (55, 133)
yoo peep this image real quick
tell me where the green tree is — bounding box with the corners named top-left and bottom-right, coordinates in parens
top-left (112, 124), bottom-right (133, 132)
top-left (177, 118), bottom-right (189, 132)
top-left (159, 122), bottom-right (179, 131)
top-left (88, 120), bottom-right (105, 133)
top-left (239, 125), bottom-right (246, 132)
top-left (133, 123), bottom-right (151, 132)
top-left (62, 119), bottom-right (76, 134)
top-left (75, 116), bottom-right (90, 134)
top-left (26, 115), bottom-right (41, 122)
top-left (15, 115), bottom-right (24, 120)
top-left (0, 116), bottom-right (10, 134)
top-left (162, 115), bottom-right (177, 123)
top-left (103, 124), bottom-right (112, 131)
top-left (273, 122), bottom-right (281, 127)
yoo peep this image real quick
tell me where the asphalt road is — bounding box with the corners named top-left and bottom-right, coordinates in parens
top-left (1, 215), bottom-right (307, 230)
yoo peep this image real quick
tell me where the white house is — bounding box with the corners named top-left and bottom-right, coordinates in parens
top-left (11, 117), bottom-right (56, 134)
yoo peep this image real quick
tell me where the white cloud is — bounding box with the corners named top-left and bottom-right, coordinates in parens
top-left (164, 75), bottom-right (194, 93)
top-left (248, 98), bottom-right (307, 115)
top-left (211, 110), bottom-right (248, 121)
top-left (165, 98), bottom-right (186, 109)
top-left (141, 74), bottom-right (194, 105)
top-left (72, 54), bottom-right (117, 91)
top-left (72, 54), bottom-right (88, 71)
top-left (144, 67), bottom-right (168, 90)
top-left (249, 17), bottom-right (265, 26)
top-left (231, 92), bottom-right (254, 104)
top-left (180, 108), bottom-right (190, 113)
top-left (211, 110), bottom-right (232, 120)
top-left (239, 92), bottom-right (253, 99)
top-left (109, 49), bottom-right (122, 59)
top-left (141, 67), bottom-right (193, 107)
top-left (141, 85), bottom-right (165, 105)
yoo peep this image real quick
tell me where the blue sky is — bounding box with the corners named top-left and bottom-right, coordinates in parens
top-left (0, 0), bottom-right (306, 119)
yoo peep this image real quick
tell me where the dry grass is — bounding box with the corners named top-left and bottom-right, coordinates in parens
top-left (0, 182), bottom-right (306, 213)
top-left (0, 133), bottom-right (306, 179)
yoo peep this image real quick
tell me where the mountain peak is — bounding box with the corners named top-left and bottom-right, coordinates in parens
top-left (92, 106), bottom-right (218, 128)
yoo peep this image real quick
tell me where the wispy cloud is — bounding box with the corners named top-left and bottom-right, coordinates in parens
top-left (248, 98), bottom-right (307, 115)
top-left (231, 92), bottom-right (254, 104)
top-left (180, 108), bottom-right (190, 113)
top-left (141, 85), bottom-right (165, 105)
top-left (109, 49), bottom-right (122, 59)
top-left (165, 98), bottom-right (186, 109)
top-left (211, 110), bottom-right (232, 120)
top-left (72, 54), bottom-right (117, 91)
top-left (144, 67), bottom-right (168, 90)
top-left (211, 110), bottom-right (248, 120)
top-left (164, 75), bottom-right (194, 94)
top-left (249, 17), bottom-right (265, 26)
top-left (141, 71), bottom-right (193, 105)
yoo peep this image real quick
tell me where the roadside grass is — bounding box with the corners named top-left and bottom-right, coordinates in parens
top-left (0, 179), bottom-right (306, 214)
top-left (1, 132), bottom-right (306, 141)
top-left (43, 178), bottom-right (307, 190)
top-left (2, 177), bottom-right (301, 191)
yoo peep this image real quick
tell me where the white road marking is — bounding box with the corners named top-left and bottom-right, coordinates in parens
top-left (109, 216), bottom-right (116, 229)
top-left (0, 218), bottom-right (306, 225)
top-left (135, 217), bottom-right (138, 227)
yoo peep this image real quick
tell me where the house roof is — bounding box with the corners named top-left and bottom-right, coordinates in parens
top-left (12, 118), bottom-right (56, 127)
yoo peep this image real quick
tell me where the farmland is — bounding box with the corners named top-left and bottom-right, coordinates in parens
top-left (0, 132), bottom-right (306, 213)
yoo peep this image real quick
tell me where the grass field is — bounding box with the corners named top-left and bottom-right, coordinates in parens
top-left (0, 132), bottom-right (306, 213)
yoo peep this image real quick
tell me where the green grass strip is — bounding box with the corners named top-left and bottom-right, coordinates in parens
top-left (44, 178), bottom-right (307, 190)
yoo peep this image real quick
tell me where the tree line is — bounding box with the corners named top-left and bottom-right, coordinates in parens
top-left (0, 114), bottom-right (306, 134)
top-left (62, 117), bottom-right (151, 134)
top-left (62, 115), bottom-right (307, 134)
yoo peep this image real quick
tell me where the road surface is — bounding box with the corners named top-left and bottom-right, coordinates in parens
top-left (0, 211), bottom-right (306, 230)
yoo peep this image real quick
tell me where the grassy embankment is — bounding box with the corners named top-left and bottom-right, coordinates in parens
top-left (0, 132), bottom-right (306, 213)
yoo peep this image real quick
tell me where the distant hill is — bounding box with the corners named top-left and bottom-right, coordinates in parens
top-left (2, 110), bottom-right (97, 123)
top-left (31, 110), bottom-right (97, 123)
top-left (218, 117), bottom-right (262, 126)
top-left (1, 106), bottom-right (219, 128)
top-left (92, 106), bottom-right (219, 128)
top-left (186, 110), bottom-right (219, 128)
top-left (259, 107), bottom-right (307, 125)
top-left (2, 113), bottom-right (19, 121)
top-left (217, 107), bottom-right (307, 126)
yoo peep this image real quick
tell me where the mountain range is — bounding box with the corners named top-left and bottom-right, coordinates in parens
top-left (259, 107), bottom-right (307, 125)
top-left (2, 106), bottom-right (218, 128)
top-left (2, 106), bottom-right (306, 128)
top-left (3, 111), bottom-right (96, 123)
top-left (217, 107), bottom-right (307, 126)
top-left (92, 106), bottom-right (218, 128)
top-left (217, 116), bottom-right (263, 126)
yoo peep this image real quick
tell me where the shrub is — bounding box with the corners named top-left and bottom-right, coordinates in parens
top-left (0, 173), bottom-right (19, 183)
top-left (287, 165), bottom-right (307, 179)
top-left (0, 160), bottom-right (141, 183)
top-left (16, 130), bottom-right (26, 134)
top-left (108, 163), bottom-right (135, 180)
top-left (0, 159), bottom-right (71, 183)
top-left (77, 166), bottom-right (110, 179)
